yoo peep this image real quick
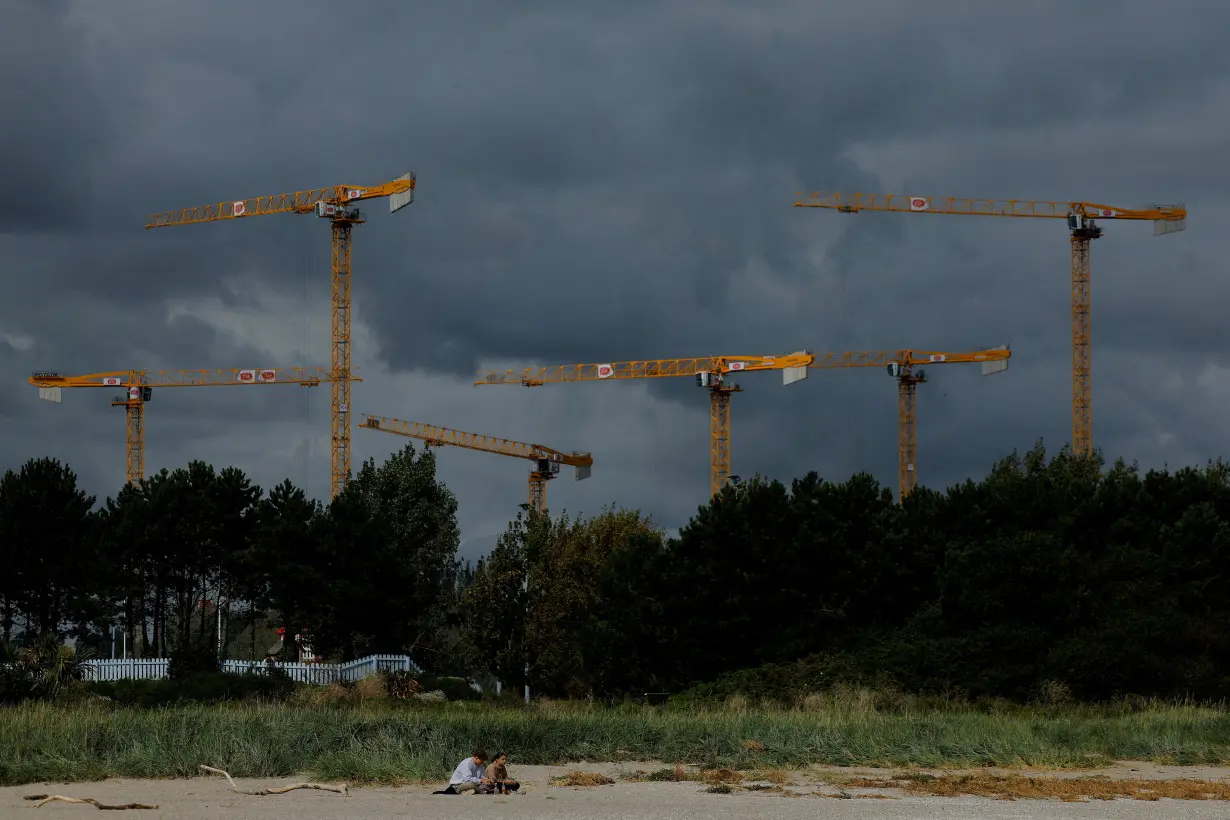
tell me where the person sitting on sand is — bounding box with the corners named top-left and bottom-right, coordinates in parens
top-left (434, 748), bottom-right (492, 794)
top-left (487, 751), bottom-right (520, 793)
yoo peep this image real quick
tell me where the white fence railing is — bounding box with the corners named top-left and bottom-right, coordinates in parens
top-left (81, 654), bottom-right (420, 684)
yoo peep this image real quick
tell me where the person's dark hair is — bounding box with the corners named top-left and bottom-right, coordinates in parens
top-left (473, 748), bottom-right (489, 761)
top-left (493, 751), bottom-right (507, 761)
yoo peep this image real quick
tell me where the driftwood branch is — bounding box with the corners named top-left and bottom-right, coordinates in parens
top-left (199, 765), bottom-right (348, 796)
top-left (23, 795), bottom-right (158, 810)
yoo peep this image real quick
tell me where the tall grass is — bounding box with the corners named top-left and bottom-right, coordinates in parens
top-left (3, 698), bottom-right (1230, 787)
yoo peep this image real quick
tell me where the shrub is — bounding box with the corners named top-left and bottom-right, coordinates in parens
top-left (354, 674), bottom-right (387, 702)
top-left (0, 635), bottom-right (89, 704)
top-left (379, 670), bottom-right (480, 702)
top-left (415, 673), bottom-right (480, 702)
top-left (86, 671), bottom-right (297, 706)
top-left (167, 640), bottom-right (221, 680)
top-left (383, 670), bottom-right (422, 700)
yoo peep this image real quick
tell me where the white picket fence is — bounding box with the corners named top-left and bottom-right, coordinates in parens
top-left (81, 654), bottom-right (420, 685)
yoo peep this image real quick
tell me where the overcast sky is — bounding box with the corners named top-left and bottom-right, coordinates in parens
top-left (2, 1), bottom-right (1224, 559)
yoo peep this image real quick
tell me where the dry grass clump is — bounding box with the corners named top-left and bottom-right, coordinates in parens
top-left (639, 765), bottom-right (695, 782)
top-left (701, 768), bottom-right (743, 785)
top-left (353, 675), bottom-right (387, 702)
top-left (550, 771), bottom-right (615, 787)
top-left (790, 683), bottom-right (920, 713)
top-left (742, 739), bottom-right (766, 751)
top-left (286, 675), bottom-right (387, 707)
top-left (750, 768), bottom-right (791, 785)
top-left (838, 773), bottom-right (1230, 802)
top-left (630, 766), bottom-right (790, 792)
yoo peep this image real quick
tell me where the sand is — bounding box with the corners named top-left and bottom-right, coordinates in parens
top-left (5, 761), bottom-right (1230, 819)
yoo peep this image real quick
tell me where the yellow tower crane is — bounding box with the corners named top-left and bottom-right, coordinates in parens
top-left (145, 172), bottom-right (416, 497)
top-left (793, 192), bottom-right (1186, 457)
top-left (29, 367), bottom-right (358, 487)
top-left (476, 353), bottom-right (814, 497)
top-left (360, 414), bottom-right (592, 513)
top-left (804, 347), bottom-right (1011, 500)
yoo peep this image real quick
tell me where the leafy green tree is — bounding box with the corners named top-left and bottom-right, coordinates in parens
top-left (581, 527), bottom-right (672, 697)
top-left (305, 443), bottom-right (461, 662)
top-left (98, 462), bottom-right (261, 658)
top-left (246, 478), bottom-right (322, 657)
top-left (0, 458), bottom-right (98, 641)
top-left (458, 510), bottom-right (543, 692)
top-left (525, 506), bottom-right (664, 698)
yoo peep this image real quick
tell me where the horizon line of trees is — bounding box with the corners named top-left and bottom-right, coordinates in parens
top-left (0, 445), bottom-right (467, 671)
top-left (2, 441), bottom-right (1229, 702)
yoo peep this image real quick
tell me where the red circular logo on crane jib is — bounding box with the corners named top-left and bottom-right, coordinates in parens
top-left (911, 198), bottom-right (927, 208)
top-left (597, 365), bottom-right (613, 378)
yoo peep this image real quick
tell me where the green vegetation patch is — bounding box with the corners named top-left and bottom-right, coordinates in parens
top-left (3, 700), bottom-right (1230, 787)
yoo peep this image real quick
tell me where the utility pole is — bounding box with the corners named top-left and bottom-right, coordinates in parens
top-left (523, 573), bottom-right (531, 704)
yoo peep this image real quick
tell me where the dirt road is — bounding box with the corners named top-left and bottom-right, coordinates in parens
top-left (5, 761), bottom-right (1229, 820)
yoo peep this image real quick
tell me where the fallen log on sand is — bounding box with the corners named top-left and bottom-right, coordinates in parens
top-left (199, 764), bottom-right (349, 796)
top-left (24, 794), bottom-right (158, 810)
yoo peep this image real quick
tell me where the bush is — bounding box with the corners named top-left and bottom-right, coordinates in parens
top-left (415, 673), bottom-right (480, 702)
top-left (383, 670), bottom-right (422, 700)
top-left (86, 671), bottom-right (297, 707)
top-left (0, 635), bottom-right (89, 704)
top-left (674, 650), bottom-right (895, 707)
top-left (167, 640), bottom-right (221, 680)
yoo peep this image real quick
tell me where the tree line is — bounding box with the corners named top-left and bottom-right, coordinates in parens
top-left (462, 442), bottom-right (1230, 702)
top-left (2, 441), bottom-right (1228, 701)
top-left (0, 446), bottom-right (464, 671)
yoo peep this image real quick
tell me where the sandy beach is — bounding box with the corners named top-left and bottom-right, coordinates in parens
top-left (6, 761), bottom-right (1230, 820)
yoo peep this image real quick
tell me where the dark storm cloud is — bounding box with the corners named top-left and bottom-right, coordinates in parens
top-left (0, 0), bottom-right (1226, 540)
top-left (0, 0), bottom-right (114, 231)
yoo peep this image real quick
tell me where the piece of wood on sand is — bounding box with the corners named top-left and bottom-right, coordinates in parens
top-left (199, 765), bottom-right (349, 796)
top-left (23, 794), bottom-right (158, 810)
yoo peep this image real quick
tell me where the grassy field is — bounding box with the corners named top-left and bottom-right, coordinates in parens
top-left (3, 695), bottom-right (1230, 787)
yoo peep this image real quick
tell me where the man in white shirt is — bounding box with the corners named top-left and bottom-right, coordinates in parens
top-left (438, 748), bottom-right (491, 794)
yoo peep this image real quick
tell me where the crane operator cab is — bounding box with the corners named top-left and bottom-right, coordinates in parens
top-left (535, 458), bottom-right (562, 478)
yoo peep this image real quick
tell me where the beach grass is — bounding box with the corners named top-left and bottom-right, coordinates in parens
top-left (3, 695), bottom-right (1230, 787)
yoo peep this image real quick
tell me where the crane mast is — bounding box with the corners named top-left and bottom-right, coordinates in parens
top-left (804, 347), bottom-right (1011, 500)
top-left (795, 191), bottom-right (1185, 456)
top-left (360, 414), bottom-right (592, 513)
top-left (146, 172), bottom-right (415, 497)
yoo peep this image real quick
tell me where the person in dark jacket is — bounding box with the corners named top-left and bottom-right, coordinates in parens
top-left (487, 751), bottom-right (520, 793)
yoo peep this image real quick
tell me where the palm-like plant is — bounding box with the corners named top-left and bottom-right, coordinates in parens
top-left (0, 632), bottom-right (92, 702)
